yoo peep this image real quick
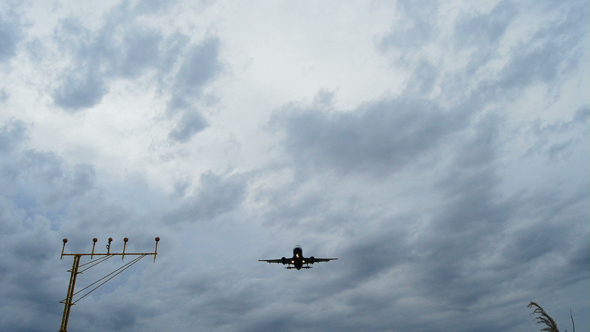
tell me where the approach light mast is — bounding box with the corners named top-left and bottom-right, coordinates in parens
top-left (58, 237), bottom-right (160, 332)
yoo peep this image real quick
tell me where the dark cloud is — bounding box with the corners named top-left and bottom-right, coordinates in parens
top-left (259, 180), bottom-right (332, 228)
top-left (165, 32), bottom-right (221, 138)
top-left (167, 37), bottom-right (221, 113)
top-left (157, 32), bottom-right (190, 78)
top-left (270, 95), bottom-right (470, 177)
top-left (414, 170), bottom-right (513, 307)
top-left (339, 226), bottom-right (411, 285)
top-left (0, 150), bottom-right (96, 214)
top-left (51, 13), bottom-right (159, 111)
top-left (527, 105), bottom-right (589, 160)
top-left (0, 120), bottom-right (100, 237)
top-left (452, 1), bottom-right (517, 77)
top-left (174, 37), bottom-right (221, 96)
top-left (48, 3), bottom-right (218, 143)
top-left (406, 60), bottom-right (438, 95)
top-left (0, 9), bottom-right (24, 62)
top-left (132, 0), bottom-right (179, 15)
top-left (0, 199), bottom-right (65, 332)
top-left (494, 187), bottom-right (590, 299)
top-left (168, 109), bottom-right (209, 142)
top-left (453, 113), bottom-right (502, 168)
top-left (501, 221), bottom-right (570, 267)
top-left (115, 28), bottom-right (164, 79)
top-left (52, 68), bottom-right (108, 110)
top-left (573, 104), bottom-right (590, 123)
top-left (51, 4), bottom-right (221, 116)
top-left (378, 0), bottom-right (438, 53)
top-left (166, 171), bottom-right (248, 223)
top-left (454, 0), bottom-right (516, 50)
top-left (0, 119), bottom-right (28, 154)
top-left (473, 2), bottom-right (588, 103)
top-left (160, 34), bottom-right (219, 140)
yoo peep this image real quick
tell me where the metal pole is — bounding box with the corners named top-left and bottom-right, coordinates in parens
top-left (60, 255), bottom-right (81, 332)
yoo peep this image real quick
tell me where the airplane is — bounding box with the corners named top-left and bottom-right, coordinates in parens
top-left (259, 245), bottom-right (338, 270)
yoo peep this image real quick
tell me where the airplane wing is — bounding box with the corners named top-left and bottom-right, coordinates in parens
top-left (259, 259), bottom-right (284, 264)
top-left (310, 258), bottom-right (338, 263)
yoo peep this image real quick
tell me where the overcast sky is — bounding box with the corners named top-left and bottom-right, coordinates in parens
top-left (0, 0), bottom-right (588, 331)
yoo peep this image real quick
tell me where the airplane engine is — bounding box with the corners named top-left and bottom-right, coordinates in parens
top-left (310, 256), bottom-right (315, 264)
top-left (281, 257), bottom-right (287, 265)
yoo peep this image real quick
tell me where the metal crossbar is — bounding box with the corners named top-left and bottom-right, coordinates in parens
top-left (77, 255), bottom-right (114, 273)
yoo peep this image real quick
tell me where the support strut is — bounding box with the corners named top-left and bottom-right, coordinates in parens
top-left (59, 255), bottom-right (81, 332)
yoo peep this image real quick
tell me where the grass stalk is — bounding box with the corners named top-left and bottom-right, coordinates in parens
top-left (528, 301), bottom-right (560, 332)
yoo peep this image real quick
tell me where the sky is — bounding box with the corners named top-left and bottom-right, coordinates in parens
top-left (0, 0), bottom-right (588, 331)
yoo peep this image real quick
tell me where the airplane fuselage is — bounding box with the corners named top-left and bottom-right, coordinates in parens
top-left (284, 246), bottom-right (314, 270)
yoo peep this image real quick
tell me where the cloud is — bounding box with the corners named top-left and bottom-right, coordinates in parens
top-left (472, 2), bottom-right (587, 102)
top-left (52, 68), bottom-right (108, 110)
top-left (0, 9), bottom-right (24, 62)
top-left (527, 105), bottom-right (589, 160)
top-left (270, 94), bottom-right (470, 177)
top-left (132, 0), bottom-right (179, 15)
top-left (48, 2), bottom-right (220, 144)
top-left (378, 0), bottom-right (438, 53)
top-left (51, 12), bottom-right (163, 111)
top-left (0, 119), bottom-right (28, 154)
top-left (452, 1), bottom-right (517, 77)
top-left (166, 171), bottom-right (248, 223)
top-left (0, 120), bottom-right (109, 237)
top-left (51, 3), bottom-right (221, 116)
top-left (453, 1), bottom-right (516, 51)
top-left (115, 27), bottom-right (164, 79)
top-left (453, 113), bottom-right (502, 167)
top-left (0, 199), bottom-right (65, 332)
top-left (168, 109), bottom-right (209, 142)
top-left (164, 37), bottom-right (221, 140)
top-left (167, 37), bottom-right (221, 112)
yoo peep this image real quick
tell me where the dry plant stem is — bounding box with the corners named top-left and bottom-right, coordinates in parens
top-left (528, 301), bottom-right (560, 332)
